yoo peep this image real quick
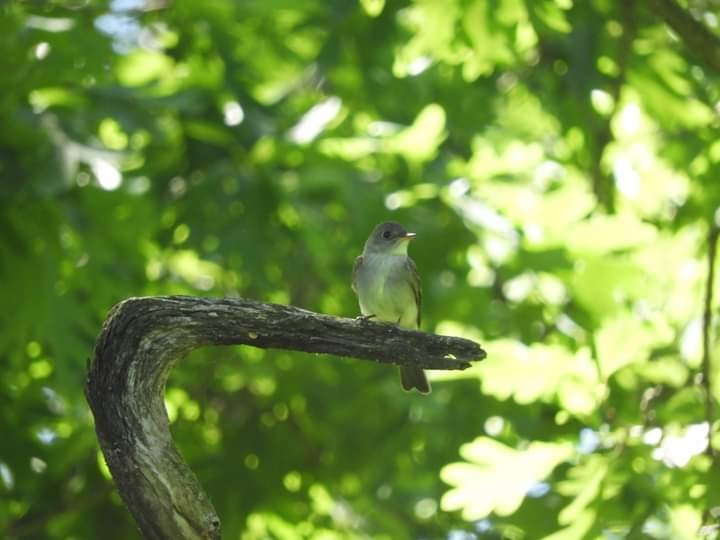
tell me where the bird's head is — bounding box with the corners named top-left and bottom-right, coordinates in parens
top-left (365, 221), bottom-right (416, 255)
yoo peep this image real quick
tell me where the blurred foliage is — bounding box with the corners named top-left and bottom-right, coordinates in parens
top-left (1, 0), bottom-right (720, 538)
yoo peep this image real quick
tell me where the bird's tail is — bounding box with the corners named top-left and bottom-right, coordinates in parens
top-left (399, 366), bottom-right (431, 394)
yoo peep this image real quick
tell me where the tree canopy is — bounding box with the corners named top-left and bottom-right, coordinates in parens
top-left (1, 0), bottom-right (720, 538)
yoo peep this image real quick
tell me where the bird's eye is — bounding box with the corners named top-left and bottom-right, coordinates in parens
top-left (382, 230), bottom-right (392, 239)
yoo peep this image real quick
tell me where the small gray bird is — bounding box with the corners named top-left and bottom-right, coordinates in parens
top-left (352, 221), bottom-right (430, 394)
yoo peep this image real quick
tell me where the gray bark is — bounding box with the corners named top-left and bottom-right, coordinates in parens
top-left (85, 295), bottom-right (486, 539)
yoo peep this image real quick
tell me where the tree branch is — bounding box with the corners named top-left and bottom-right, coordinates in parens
top-left (703, 223), bottom-right (718, 458)
top-left (645, 0), bottom-right (720, 73)
top-left (85, 295), bottom-right (486, 540)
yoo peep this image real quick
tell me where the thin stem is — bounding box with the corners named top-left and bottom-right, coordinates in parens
top-left (702, 222), bottom-right (719, 457)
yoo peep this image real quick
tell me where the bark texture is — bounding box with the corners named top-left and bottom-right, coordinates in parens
top-left (85, 295), bottom-right (486, 539)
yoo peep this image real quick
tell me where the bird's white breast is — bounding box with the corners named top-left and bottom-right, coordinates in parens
top-left (355, 253), bottom-right (417, 328)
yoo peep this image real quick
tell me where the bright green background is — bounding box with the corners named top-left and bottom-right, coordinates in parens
top-left (2, 0), bottom-right (720, 538)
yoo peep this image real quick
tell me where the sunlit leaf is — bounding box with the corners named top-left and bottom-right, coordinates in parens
top-left (385, 103), bottom-right (447, 163)
top-left (556, 455), bottom-right (608, 525)
top-left (669, 504), bottom-right (702, 540)
top-left (116, 50), bottom-right (175, 88)
top-left (569, 255), bottom-right (649, 320)
top-left (567, 213), bottom-right (657, 254)
top-left (595, 311), bottom-right (671, 379)
top-left (441, 438), bottom-right (574, 520)
top-left (477, 340), bottom-right (603, 416)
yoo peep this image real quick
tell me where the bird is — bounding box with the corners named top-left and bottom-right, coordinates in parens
top-left (352, 221), bottom-right (430, 394)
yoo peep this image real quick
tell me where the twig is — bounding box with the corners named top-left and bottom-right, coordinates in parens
top-left (703, 223), bottom-right (719, 457)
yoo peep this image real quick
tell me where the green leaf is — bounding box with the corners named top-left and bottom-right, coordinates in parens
top-left (384, 103), bottom-right (447, 163)
top-left (478, 340), bottom-right (603, 416)
top-left (595, 311), bottom-right (670, 379)
top-left (556, 455), bottom-right (608, 525)
top-left (441, 438), bottom-right (574, 520)
top-left (567, 214), bottom-right (657, 254)
top-left (569, 255), bottom-right (649, 320)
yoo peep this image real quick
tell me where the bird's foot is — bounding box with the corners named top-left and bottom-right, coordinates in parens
top-left (355, 314), bottom-right (376, 323)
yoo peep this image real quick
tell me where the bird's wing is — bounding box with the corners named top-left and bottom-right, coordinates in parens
top-left (405, 256), bottom-right (422, 327)
top-left (351, 255), bottom-right (363, 293)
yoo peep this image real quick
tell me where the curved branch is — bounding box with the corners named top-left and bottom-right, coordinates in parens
top-left (85, 295), bottom-right (486, 539)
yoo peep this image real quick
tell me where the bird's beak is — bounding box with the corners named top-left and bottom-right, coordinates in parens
top-left (402, 232), bottom-right (417, 240)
